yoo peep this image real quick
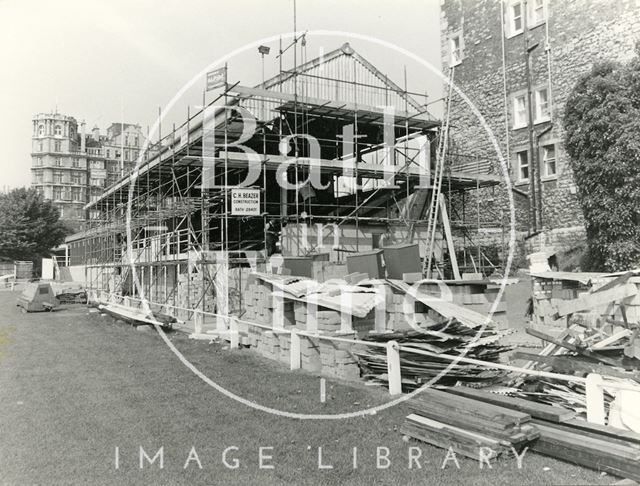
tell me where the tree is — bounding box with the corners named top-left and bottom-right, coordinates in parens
top-left (564, 45), bottom-right (640, 271)
top-left (0, 188), bottom-right (70, 262)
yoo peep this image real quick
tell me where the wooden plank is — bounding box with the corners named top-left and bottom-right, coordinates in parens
top-left (531, 422), bottom-right (640, 481)
top-left (556, 283), bottom-right (638, 316)
top-left (439, 194), bottom-right (461, 281)
top-left (401, 422), bottom-right (501, 461)
top-left (592, 329), bottom-right (632, 350)
top-left (414, 388), bottom-right (531, 423)
top-left (525, 327), bottom-right (623, 367)
top-left (511, 351), bottom-right (640, 381)
top-left (445, 386), bottom-right (575, 423)
top-left (405, 413), bottom-right (502, 445)
top-left (534, 418), bottom-right (640, 447)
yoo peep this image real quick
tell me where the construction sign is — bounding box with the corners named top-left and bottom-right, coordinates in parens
top-left (205, 66), bottom-right (227, 91)
top-left (231, 188), bottom-right (260, 215)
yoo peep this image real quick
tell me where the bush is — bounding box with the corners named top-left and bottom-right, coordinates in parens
top-left (563, 44), bottom-right (640, 271)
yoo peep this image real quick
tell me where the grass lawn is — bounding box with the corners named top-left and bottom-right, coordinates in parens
top-left (0, 290), bottom-right (615, 485)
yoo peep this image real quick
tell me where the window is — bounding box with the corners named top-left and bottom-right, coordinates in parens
top-left (72, 172), bottom-right (81, 184)
top-left (54, 158), bottom-right (62, 167)
top-left (53, 187), bottom-right (62, 200)
top-left (516, 150), bottom-right (529, 182)
top-left (125, 150), bottom-right (129, 161)
top-left (510, 1), bottom-right (524, 35)
top-left (542, 144), bottom-right (557, 177)
top-left (72, 158), bottom-right (79, 168)
top-left (134, 136), bottom-right (139, 146)
top-left (54, 125), bottom-right (62, 136)
top-left (54, 141), bottom-right (61, 152)
top-left (450, 32), bottom-right (464, 66)
top-left (530, 0), bottom-right (546, 25)
top-left (53, 171), bottom-right (63, 183)
top-left (513, 94), bottom-right (527, 128)
top-left (36, 172), bottom-right (43, 183)
top-left (106, 149), bottom-right (110, 158)
top-left (535, 87), bottom-right (550, 122)
top-left (38, 141), bottom-right (43, 152)
top-left (72, 188), bottom-right (81, 201)
top-left (38, 124), bottom-right (44, 136)
top-left (35, 157), bottom-right (42, 167)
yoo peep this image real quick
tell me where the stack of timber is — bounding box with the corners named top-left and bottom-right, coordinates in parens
top-left (443, 386), bottom-right (640, 480)
top-left (401, 388), bottom-right (539, 461)
top-left (354, 324), bottom-right (512, 390)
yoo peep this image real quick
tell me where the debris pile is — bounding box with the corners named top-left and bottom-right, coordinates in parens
top-left (355, 325), bottom-right (512, 390)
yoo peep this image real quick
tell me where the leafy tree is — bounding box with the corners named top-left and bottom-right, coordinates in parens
top-left (0, 188), bottom-right (70, 262)
top-left (564, 45), bottom-right (640, 271)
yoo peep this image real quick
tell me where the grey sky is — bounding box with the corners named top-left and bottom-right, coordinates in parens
top-left (0, 0), bottom-right (442, 189)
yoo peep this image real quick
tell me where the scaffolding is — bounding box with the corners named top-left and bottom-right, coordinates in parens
top-left (77, 42), bottom-right (502, 327)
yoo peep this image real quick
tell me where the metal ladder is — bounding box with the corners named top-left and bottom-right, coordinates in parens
top-left (424, 67), bottom-right (455, 278)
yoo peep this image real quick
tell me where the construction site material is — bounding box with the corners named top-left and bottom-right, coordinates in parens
top-left (401, 388), bottom-right (539, 460)
top-left (445, 386), bottom-right (577, 422)
top-left (281, 256), bottom-right (314, 279)
top-left (15, 283), bottom-right (56, 312)
top-left (346, 250), bottom-right (384, 279)
top-left (531, 420), bottom-right (640, 481)
top-left (355, 325), bottom-right (512, 391)
top-left (401, 386), bottom-right (640, 480)
top-left (98, 302), bottom-right (176, 328)
top-left (55, 289), bottom-right (87, 304)
top-left (382, 243), bottom-right (421, 280)
top-left (14, 261), bottom-right (33, 280)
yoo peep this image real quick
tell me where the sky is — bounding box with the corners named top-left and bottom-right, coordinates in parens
top-left (0, 0), bottom-right (443, 189)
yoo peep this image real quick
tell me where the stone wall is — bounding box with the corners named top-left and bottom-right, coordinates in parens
top-left (440, 0), bottom-right (640, 254)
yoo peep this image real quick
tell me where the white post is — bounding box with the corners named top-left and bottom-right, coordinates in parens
top-left (194, 311), bottom-right (203, 335)
top-left (386, 340), bottom-right (402, 395)
top-left (586, 373), bottom-right (606, 425)
top-left (290, 330), bottom-right (301, 370)
top-left (229, 317), bottom-right (239, 349)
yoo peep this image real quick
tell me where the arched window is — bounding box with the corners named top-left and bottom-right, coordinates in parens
top-left (38, 125), bottom-right (44, 136)
top-left (54, 125), bottom-right (62, 136)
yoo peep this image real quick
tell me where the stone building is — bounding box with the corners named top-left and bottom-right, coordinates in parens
top-left (440, 0), bottom-right (640, 257)
top-left (31, 112), bottom-right (144, 229)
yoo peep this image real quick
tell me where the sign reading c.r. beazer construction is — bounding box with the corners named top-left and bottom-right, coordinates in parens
top-left (231, 188), bottom-right (260, 215)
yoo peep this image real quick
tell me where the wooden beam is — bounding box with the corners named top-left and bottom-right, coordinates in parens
top-left (444, 386), bottom-right (575, 423)
top-left (556, 283), bottom-right (638, 317)
top-left (525, 327), bottom-right (623, 367)
top-left (439, 194), bottom-right (461, 280)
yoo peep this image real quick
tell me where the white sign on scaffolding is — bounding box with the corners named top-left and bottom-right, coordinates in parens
top-left (231, 188), bottom-right (261, 216)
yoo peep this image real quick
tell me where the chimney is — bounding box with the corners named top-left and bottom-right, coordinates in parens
top-left (80, 121), bottom-right (86, 153)
top-left (92, 125), bottom-right (100, 141)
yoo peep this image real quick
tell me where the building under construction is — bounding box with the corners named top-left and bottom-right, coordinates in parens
top-left (63, 42), bottom-right (502, 325)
